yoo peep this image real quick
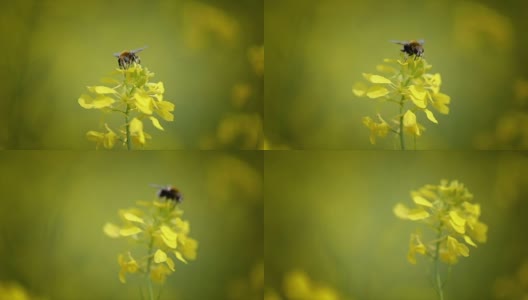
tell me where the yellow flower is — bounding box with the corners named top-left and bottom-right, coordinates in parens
top-left (396, 180), bottom-right (487, 266)
top-left (362, 115), bottom-right (390, 144)
top-left (150, 264), bottom-right (172, 284)
top-left (86, 124), bottom-right (118, 149)
top-left (118, 253), bottom-right (139, 283)
top-left (407, 233), bottom-right (426, 264)
top-left (440, 236), bottom-right (469, 264)
top-left (180, 237), bottom-right (198, 261)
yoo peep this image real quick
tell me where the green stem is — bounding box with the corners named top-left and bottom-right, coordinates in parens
top-left (434, 228), bottom-right (444, 300)
top-left (125, 103), bottom-right (132, 150)
top-left (399, 97), bottom-right (405, 150)
top-left (146, 237), bottom-right (154, 300)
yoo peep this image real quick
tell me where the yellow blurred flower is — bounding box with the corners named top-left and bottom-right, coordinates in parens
top-left (362, 115), bottom-right (390, 144)
top-left (118, 253), bottom-right (139, 283)
top-left (355, 54), bottom-right (451, 148)
top-left (104, 192), bottom-right (198, 286)
top-left (394, 180), bottom-right (487, 265)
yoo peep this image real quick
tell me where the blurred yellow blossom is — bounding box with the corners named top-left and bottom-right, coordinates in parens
top-left (395, 180), bottom-right (487, 297)
top-left (104, 188), bottom-right (197, 298)
top-left (354, 54), bottom-right (451, 149)
top-left (79, 64), bottom-right (173, 150)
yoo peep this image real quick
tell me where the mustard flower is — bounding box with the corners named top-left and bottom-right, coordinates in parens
top-left (79, 64), bottom-right (174, 150)
top-left (103, 190), bottom-right (198, 299)
top-left (228, 263), bottom-right (264, 300)
top-left (354, 54), bottom-right (451, 149)
top-left (394, 180), bottom-right (487, 298)
top-left (264, 270), bottom-right (345, 300)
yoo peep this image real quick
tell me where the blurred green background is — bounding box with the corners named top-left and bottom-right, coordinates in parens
top-left (0, 0), bottom-right (263, 149)
top-left (265, 0), bottom-right (528, 149)
top-left (265, 151), bottom-right (528, 299)
top-left (0, 151), bottom-right (263, 299)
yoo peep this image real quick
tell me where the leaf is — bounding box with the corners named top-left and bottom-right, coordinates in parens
top-left (366, 86), bottom-right (389, 98)
top-left (424, 109), bottom-right (438, 124)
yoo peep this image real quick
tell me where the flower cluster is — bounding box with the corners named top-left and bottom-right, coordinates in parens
top-left (354, 55), bottom-right (451, 147)
top-left (394, 180), bottom-right (487, 265)
top-left (103, 198), bottom-right (198, 284)
top-left (228, 263), bottom-right (264, 300)
top-left (79, 64), bottom-right (174, 149)
top-left (265, 270), bottom-right (344, 300)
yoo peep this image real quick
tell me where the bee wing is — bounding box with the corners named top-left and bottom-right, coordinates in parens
top-left (149, 183), bottom-right (167, 189)
top-left (130, 46), bottom-right (148, 54)
top-left (389, 40), bottom-right (407, 45)
top-left (417, 39), bottom-right (425, 45)
top-left (113, 52), bottom-right (121, 57)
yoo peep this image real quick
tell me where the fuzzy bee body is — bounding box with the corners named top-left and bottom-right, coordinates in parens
top-left (390, 40), bottom-right (425, 57)
top-left (151, 184), bottom-right (183, 203)
top-left (113, 46), bottom-right (147, 69)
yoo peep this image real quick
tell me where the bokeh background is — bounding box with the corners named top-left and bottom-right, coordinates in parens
top-left (0, 151), bottom-right (263, 299)
top-left (265, 0), bottom-right (528, 149)
top-left (0, 0), bottom-right (263, 149)
top-left (265, 151), bottom-right (528, 300)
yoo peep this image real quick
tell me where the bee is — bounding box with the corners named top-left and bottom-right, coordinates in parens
top-left (151, 184), bottom-right (183, 203)
top-left (113, 46), bottom-right (147, 69)
top-left (390, 39), bottom-right (425, 57)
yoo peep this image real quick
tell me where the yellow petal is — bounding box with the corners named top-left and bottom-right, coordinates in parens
top-left (134, 92), bottom-right (154, 115)
top-left (174, 251), bottom-right (188, 264)
top-left (78, 94), bottom-right (115, 109)
top-left (408, 85), bottom-right (427, 108)
top-left (88, 86), bottom-right (117, 94)
top-left (123, 212), bottom-right (145, 224)
top-left (366, 86), bottom-right (389, 98)
top-left (407, 208), bottom-right (430, 221)
top-left (424, 109), bottom-right (438, 124)
top-left (166, 257), bottom-right (175, 271)
top-left (393, 203), bottom-right (410, 219)
top-left (103, 223), bottom-right (121, 238)
top-left (119, 226), bottom-right (143, 236)
top-left (149, 116), bottom-right (164, 131)
top-left (464, 235), bottom-right (477, 247)
top-left (403, 110), bottom-right (417, 127)
top-left (362, 73), bottom-right (393, 84)
top-left (161, 226), bottom-right (178, 249)
top-left (449, 211), bottom-right (466, 234)
top-left (160, 225), bottom-right (178, 241)
top-left (352, 82), bottom-right (367, 97)
top-left (413, 195), bottom-right (433, 207)
top-left (154, 249), bottom-right (167, 263)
